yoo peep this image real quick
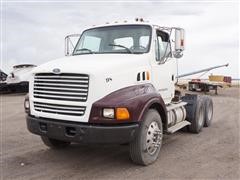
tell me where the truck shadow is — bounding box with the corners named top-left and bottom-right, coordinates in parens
top-left (35, 133), bottom-right (183, 168)
top-left (47, 143), bottom-right (131, 164)
top-left (5, 133), bottom-right (193, 179)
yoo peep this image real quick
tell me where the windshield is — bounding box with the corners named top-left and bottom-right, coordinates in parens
top-left (73, 25), bottom-right (152, 55)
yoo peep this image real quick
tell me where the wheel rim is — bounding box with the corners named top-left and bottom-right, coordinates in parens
top-left (146, 121), bottom-right (162, 155)
top-left (198, 107), bottom-right (204, 127)
top-left (207, 104), bottom-right (213, 121)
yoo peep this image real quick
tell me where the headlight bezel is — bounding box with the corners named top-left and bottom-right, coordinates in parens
top-left (102, 108), bottom-right (115, 119)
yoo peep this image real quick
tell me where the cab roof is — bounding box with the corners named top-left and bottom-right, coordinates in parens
top-left (86, 20), bottom-right (174, 32)
top-left (90, 21), bottom-right (153, 29)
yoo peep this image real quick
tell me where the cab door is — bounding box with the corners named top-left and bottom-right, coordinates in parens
top-left (151, 30), bottom-right (177, 104)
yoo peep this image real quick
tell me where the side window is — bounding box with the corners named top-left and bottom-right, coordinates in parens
top-left (114, 37), bottom-right (133, 49)
top-left (155, 31), bottom-right (171, 61)
top-left (81, 36), bottom-right (101, 51)
top-left (158, 36), bottom-right (165, 60)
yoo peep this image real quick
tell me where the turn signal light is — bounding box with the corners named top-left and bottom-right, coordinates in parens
top-left (24, 93), bottom-right (30, 114)
top-left (146, 71), bottom-right (150, 80)
top-left (116, 108), bottom-right (130, 120)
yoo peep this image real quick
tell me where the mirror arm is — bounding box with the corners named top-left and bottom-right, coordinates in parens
top-left (64, 34), bottom-right (81, 56)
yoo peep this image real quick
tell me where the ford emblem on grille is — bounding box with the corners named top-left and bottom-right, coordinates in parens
top-left (52, 68), bottom-right (61, 74)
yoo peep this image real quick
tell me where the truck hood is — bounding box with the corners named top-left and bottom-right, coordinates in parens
top-left (29, 54), bottom-right (152, 123)
top-left (33, 54), bottom-right (150, 75)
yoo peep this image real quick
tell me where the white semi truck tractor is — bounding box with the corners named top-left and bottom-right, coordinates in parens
top-left (25, 19), bottom-right (213, 165)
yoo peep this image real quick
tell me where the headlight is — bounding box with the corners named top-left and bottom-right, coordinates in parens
top-left (24, 94), bottom-right (30, 114)
top-left (103, 107), bottom-right (130, 120)
top-left (103, 108), bottom-right (114, 119)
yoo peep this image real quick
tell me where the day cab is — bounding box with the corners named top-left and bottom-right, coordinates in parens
top-left (25, 20), bottom-right (213, 165)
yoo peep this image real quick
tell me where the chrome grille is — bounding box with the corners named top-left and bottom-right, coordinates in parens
top-left (34, 73), bottom-right (89, 102)
top-left (34, 102), bottom-right (86, 116)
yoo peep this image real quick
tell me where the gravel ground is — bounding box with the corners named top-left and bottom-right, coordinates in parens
top-left (1, 88), bottom-right (239, 180)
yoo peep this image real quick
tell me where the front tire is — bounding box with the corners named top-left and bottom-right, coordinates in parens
top-left (41, 136), bottom-right (71, 149)
top-left (129, 109), bottom-right (163, 166)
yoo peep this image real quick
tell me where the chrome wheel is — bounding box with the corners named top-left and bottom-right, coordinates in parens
top-left (130, 109), bottom-right (163, 165)
top-left (146, 121), bottom-right (162, 155)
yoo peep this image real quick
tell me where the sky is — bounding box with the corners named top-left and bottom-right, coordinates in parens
top-left (1, 0), bottom-right (239, 78)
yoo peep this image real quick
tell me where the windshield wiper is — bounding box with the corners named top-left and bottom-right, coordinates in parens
top-left (75, 48), bottom-right (94, 54)
top-left (108, 44), bottom-right (133, 54)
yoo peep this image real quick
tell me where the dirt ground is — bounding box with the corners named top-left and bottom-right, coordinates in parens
top-left (1, 88), bottom-right (240, 180)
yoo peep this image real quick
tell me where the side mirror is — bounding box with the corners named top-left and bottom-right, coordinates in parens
top-left (173, 28), bottom-right (185, 59)
top-left (65, 34), bottom-right (81, 56)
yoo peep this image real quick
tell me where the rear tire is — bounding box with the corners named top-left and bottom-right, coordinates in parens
top-left (129, 109), bottom-right (163, 166)
top-left (202, 96), bottom-right (213, 127)
top-left (188, 97), bottom-right (205, 133)
top-left (41, 136), bottom-right (70, 149)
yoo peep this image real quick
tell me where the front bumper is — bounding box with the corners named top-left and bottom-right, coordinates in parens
top-left (26, 115), bottom-right (139, 144)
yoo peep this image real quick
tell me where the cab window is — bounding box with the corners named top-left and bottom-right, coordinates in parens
top-left (114, 37), bottom-right (133, 49)
top-left (155, 30), bottom-right (171, 61)
top-left (140, 36), bottom-right (150, 48)
top-left (80, 36), bottom-right (101, 51)
top-left (73, 25), bottom-right (152, 55)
